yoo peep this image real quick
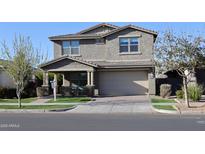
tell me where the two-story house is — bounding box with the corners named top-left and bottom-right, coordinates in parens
top-left (39, 23), bottom-right (158, 96)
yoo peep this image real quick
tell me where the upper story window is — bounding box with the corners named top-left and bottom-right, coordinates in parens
top-left (62, 40), bottom-right (80, 55)
top-left (119, 37), bottom-right (139, 53)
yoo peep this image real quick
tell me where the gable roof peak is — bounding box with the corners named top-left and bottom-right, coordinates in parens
top-left (76, 23), bottom-right (119, 35)
top-left (101, 24), bottom-right (158, 38)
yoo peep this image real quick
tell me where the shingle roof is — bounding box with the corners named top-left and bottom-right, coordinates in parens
top-left (39, 55), bottom-right (99, 68)
top-left (93, 60), bottom-right (154, 68)
top-left (49, 23), bottom-right (158, 41)
top-left (76, 23), bottom-right (119, 34)
top-left (49, 34), bottom-right (101, 41)
top-left (39, 56), bottom-right (154, 69)
top-left (101, 24), bottom-right (158, 37)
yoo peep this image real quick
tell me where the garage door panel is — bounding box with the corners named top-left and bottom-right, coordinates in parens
top-left (99, 71), bottom-right (148, 96)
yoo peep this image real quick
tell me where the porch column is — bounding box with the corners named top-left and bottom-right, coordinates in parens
top-left (41, 71), bottom-right (49, 96)
top-left (62, 74), bottom-right (65, 86)
top-left (90, 71), bottom-right (94, 86)
top-left (43, 71), bottom-right (49, 86)
top-left (54, 74), bottom-right (57, 85)
top-left (54, 73), bottom-right (58, 93)
top-left (87, 71), bottom-right (90, 86)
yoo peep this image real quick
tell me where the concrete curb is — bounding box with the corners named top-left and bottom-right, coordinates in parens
top-left (149, 96), bottom-right (179, 114)
top-left (0, 106), bottom-right (76, 113)
top-left (151, 106), bottom-right (179, 114)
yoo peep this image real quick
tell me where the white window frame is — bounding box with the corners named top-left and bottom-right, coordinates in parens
top-left (62, 40), bottom-right (80, 56)
top-left (119, 36), bottom-right (140, 54)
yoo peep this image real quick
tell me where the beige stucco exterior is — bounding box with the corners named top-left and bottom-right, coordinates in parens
top-left (42, 59), bottom-right (94, 72)
top-left (105, 28), bottom-right (154, 61)
top-left (52, 28), bottom-right (155, 62)
top-left (40, 23), bottom-right (157, 96)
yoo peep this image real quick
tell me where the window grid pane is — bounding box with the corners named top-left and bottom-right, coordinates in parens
top-left (120, 38), bottom-right (128, 45)
top-left (62, 41), bottom-right (70, 48)
top-left (63, 48), bottom-right (70, 55)
top-left (130, 38), bottom-right (138, 45)
top-left (71, 47), bottom-right (79, 55)
top-left (130, 45), bottom-right (138, 52)
top-left (120, 46), bottom-right (129, 53)
top-left (71, 40), bottom-right (79, 47)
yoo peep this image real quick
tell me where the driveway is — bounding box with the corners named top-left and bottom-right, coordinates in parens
top-left (67, 95), bottom-right (155, 114)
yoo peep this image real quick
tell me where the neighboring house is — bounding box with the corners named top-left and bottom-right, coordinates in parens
top-left (156, 69), bottom-right (205, 95)
top-left (39, 23), bottom-right (158, 96)
top-left (156, 70), bottom-right (183, 96)
top-left (0, 60), bottom-right (15, 89)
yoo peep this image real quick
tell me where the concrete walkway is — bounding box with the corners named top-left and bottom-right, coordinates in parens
top-left (67, 95), bottom-right (155, 114)
top-left (30, 96), bottom-right (52, 104)
top-left (0, 95), bottom-right (85, 106)
top-left (0, 102), bottom-right (83, 106)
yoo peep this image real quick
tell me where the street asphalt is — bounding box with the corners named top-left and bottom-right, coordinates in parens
top-left (1, 113), bottom-right (205, 131)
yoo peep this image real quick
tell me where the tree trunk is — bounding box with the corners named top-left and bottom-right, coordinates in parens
top-left (183, 76), bottom-right (190, 107)
top-left (18, 96), bottom-right (21, 108)
top-left (16, 87), bottom-right (22, 108)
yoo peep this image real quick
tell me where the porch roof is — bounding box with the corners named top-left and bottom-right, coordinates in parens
top-left (39, 56), bottom-right (154, 71)
top-left (94, 60), bottom-right (155, 68)
top-left (39, 55), bottom-right (99, 69)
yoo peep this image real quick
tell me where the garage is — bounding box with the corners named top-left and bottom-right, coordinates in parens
top-left (99, 71), bottom-right (148, 96)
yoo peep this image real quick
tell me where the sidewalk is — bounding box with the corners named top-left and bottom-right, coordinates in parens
top-left (0, 96), bottom-right (86, 106)
top-left (30, 96), bottom-right (52, 104)
top-left (0, 102), bottom-right (84, 106)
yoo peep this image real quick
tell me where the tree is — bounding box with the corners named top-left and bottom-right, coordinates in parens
top-left (0, 35), bottom-right (45, 108)
top-left (154, 31), bottom-right (205, 107)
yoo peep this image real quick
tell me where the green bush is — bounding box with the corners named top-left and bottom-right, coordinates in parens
top-left (160, 84), bottom-right (172, 98)
top-left (0, 87), bottom-right (7, 97)
top-left (0, 87), bottom-right (16, 98)
top-left (176, 90), bottom-right (184, 99)
top-left (188, 84), bottom-right (204, 101)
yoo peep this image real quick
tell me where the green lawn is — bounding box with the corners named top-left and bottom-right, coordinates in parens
top-left (151, 97), bottom-right (176, 111)
top-left (153, 105), bottom-right (176, 110)
top-left (0, 97), bottom-right (37, 103)
top-left (151, 98), bottom-right (175, 103)
top-left (47, 97), bottom-right (92, 103)
top-left (0, 105), bottom-right (74, 110)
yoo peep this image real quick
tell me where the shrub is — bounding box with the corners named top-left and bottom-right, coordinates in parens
top-left (187, 84), bottom-right (204, 101)
top-left (160, 84), bottom-right (172, 98)
top-left (22, 81), bottom-right (37, 98)
top-left (0, 87), bottom-right (16, 98)
top-left (176, 90), bottom-right (184, 99)
top-left (0, 87), bottom-right (7, 98)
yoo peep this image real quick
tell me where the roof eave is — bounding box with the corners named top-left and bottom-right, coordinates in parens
top-left (99, 65), bottom-right (155, 69)
top-left (49, 36), bottom-right (101, 41)
top-left (39, 55), bottom-right (99, 69)
top-left (101, 25), bottom-right (158, 38)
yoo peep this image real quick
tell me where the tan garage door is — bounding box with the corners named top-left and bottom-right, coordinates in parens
top-left (99, 71), bottom-right (148, 96)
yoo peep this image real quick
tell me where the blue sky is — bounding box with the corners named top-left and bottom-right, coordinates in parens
top-left (0, 22), bottom-right (205, 60)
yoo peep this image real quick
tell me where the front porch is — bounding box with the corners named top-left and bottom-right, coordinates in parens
top-left (39, 56), bottom-right (98, 97)
top-left (41, 70), bottom-right (96, 97)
